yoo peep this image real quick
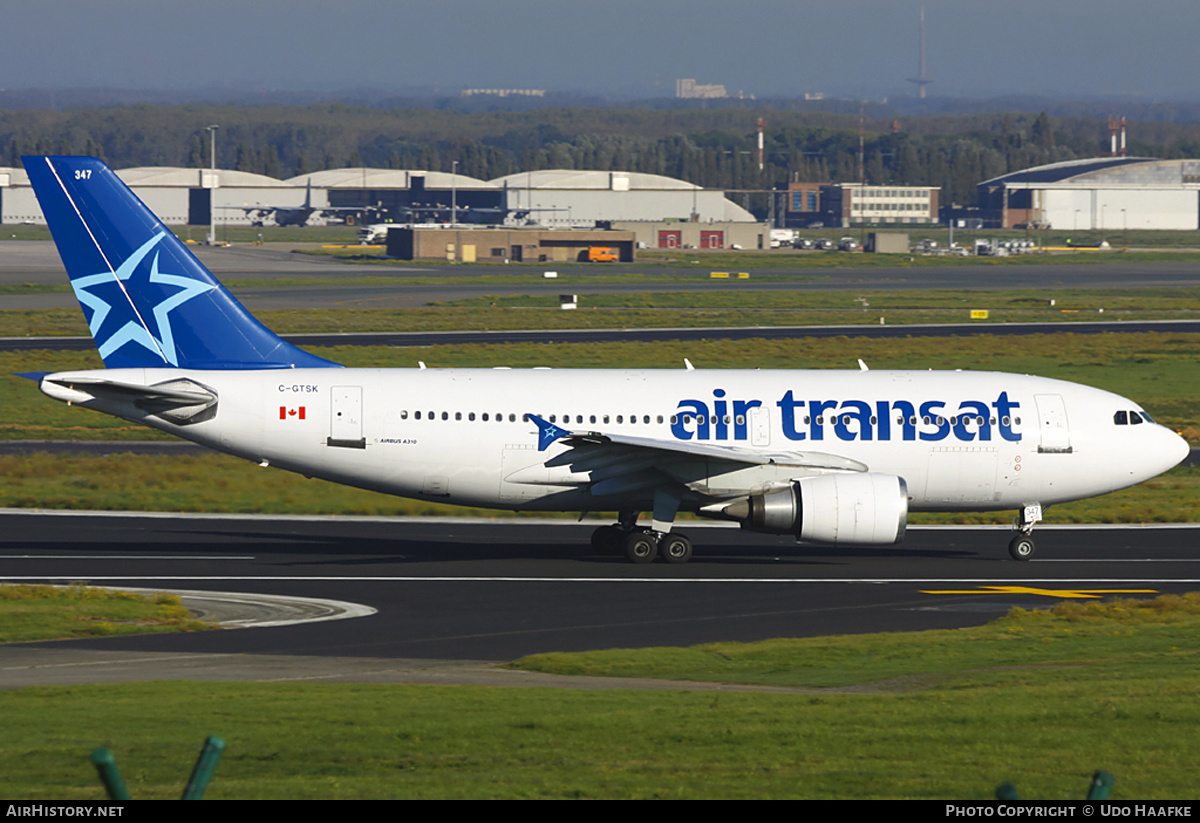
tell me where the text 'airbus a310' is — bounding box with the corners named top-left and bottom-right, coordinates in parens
top-left (20, 156), bottom-right (1190, 563)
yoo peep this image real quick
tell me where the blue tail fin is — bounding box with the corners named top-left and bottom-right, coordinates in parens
top-left (24, 156), bottom-right (340, 370)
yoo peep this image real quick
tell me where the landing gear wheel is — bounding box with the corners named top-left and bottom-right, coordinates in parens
top-left (1008, 534), bottom-right (1036, 561)
top-left (660, 533), bottom-right (693, 565)
top-left (591, 525), bottom-right (623, 556)
top-left (624, 530), bottom-right (658, 564)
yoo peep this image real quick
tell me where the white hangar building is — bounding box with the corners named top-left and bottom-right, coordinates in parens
top-left (0, 164), bottom-right (757, 229)
top-left (298, 167), bottom-right (504, 222)
top-left (491, 169), bottom-right (756, 227)
top-left (978, 157), bottom-right (1200, 230)
top-left (0, 165), bottom-right (301, 227)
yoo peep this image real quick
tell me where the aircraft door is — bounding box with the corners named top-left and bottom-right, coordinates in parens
top-left (1034, 393), bottom-right (1072, 453)
top-left (328, 385), bottom-right (365, 449)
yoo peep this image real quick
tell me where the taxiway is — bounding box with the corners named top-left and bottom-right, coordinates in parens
top-left (2, 512), bottom-right (1197, 687)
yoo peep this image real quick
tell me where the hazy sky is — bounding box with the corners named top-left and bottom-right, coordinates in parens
top-left (3, 0), bottom-right (1197, 101)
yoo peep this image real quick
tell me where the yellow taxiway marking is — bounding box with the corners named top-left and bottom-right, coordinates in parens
top-left (920, 586), bottom-right (1159, 599)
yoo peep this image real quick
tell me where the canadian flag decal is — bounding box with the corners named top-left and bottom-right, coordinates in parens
top-left (279, 406), bottom-right (307, 420)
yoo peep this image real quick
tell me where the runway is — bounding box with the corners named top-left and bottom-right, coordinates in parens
top-left (2, 511), bottom-right (1197, 687)
top-left (6, 240), bottom-right (1200, 313)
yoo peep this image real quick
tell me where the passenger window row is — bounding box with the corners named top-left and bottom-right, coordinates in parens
top-left (398, 411), bottom-right (667, 425)
top-left (395, 411), bottom-right (1026, 428)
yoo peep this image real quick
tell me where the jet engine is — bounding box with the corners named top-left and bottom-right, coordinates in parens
top-left (721, 473), bottom-right (908, 544)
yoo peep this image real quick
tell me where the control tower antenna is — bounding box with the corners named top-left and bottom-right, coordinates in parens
top-left (907, 7), bottom-right (934, 99)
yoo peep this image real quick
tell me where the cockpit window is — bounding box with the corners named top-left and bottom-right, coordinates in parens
top-left (1115, 409), bottom-right (1153, 426)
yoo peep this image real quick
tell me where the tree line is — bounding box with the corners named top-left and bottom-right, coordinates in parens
top-left (5, 104), bottom-right (1200, 206)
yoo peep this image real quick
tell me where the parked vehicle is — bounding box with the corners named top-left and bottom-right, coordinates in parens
top-left (358, 224), bottom-right (391, 244)
top-left (769, 228), bottom-right (797, 248)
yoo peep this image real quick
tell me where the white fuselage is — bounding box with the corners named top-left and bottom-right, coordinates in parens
top-left (42, 366), bottom-right (1189, 516)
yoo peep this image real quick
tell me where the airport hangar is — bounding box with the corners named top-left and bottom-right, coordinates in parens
top-left (0, 165), bottom-right (762, 243)
top-left (0, 165), bottom-right (302, 228)
top-left (978, 157), bottom-right (1200, 230)
top-left (0, 164), bottom-right (506, 228)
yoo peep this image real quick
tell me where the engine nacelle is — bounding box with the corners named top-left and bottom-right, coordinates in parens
top-left (722, 473), bottom-right (908, 545)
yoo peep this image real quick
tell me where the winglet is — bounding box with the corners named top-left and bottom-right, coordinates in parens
top-left (527, 413), bottom-right (571, 452)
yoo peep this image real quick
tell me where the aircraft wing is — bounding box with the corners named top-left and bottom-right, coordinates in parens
top-left (217, 205), bottom-right (272, 214)
top-left (523, 414), bottom-right (866, 497)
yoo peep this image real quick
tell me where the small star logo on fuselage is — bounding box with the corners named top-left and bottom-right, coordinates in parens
top-left (70, 231), bottom-right (215, 366)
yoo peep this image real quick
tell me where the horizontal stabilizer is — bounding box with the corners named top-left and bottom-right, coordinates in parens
top-left (41, 373), bottom-right (218, 425)
top-left (43, 375), bottom-right (213, 405)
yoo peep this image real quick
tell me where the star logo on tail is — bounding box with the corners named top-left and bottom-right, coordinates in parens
top-left (70, 231), bottom-right (215, 366)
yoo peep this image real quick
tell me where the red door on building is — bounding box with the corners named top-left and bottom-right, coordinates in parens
top-left (658, 230), bottom-right (681, 249)
top-left (700, 230), bottom-right (724, 249)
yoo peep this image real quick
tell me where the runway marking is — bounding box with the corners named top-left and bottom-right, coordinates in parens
top-left (1040, 559), bottom-right (1200, 562)
top-left (1, 555), bottom-right (256, 560)
top-left (4, 508), bottom-right (1200, 531)
top-left (920, 585), bottom-right (1160, 599)
top-left (1, 576), bottom-right (1198, 585)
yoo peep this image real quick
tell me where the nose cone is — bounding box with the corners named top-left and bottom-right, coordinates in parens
top-left (1152, 425), bottom-right (1191, 476)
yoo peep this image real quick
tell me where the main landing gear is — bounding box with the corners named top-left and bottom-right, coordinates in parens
top-left (1008, 503), bottom-right (1043, 561)
top-left (591, 508), bottom-right (693, 564)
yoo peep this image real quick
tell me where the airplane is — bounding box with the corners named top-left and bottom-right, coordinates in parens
top-left (20, 156), bottom-right (1190, 564)
top-left (224, 179), bottom-right (361, 227)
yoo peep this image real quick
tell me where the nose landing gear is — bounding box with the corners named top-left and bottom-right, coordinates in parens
top-left (1008, 503), bottom-right (1043, 561)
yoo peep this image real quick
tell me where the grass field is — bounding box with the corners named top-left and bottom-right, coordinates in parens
top-left (7, 285), bottom-right (1200, 339)
top-left (0, 584), bottom-right (210, 643)
top-left (1, 594), bottom-right (1197, 799)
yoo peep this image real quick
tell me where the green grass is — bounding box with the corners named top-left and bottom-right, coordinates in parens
top-left (0, 452), bottom-right (522, 516)
top-left (440, 285), bottom-right (1200, 312)
top-left (8, 286), bottom-right (1200, 339)
top-left (1, 594), bottom-right (1197, 799)
top-left (0, 583), bottom-right (211, 642)
top-left (511, 593), bottom-right (1200, 688)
